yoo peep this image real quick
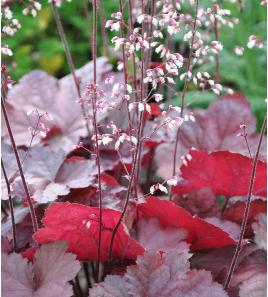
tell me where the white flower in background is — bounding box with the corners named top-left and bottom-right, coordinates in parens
top-left (247, 35), bottom-right (256, 48)
top-left (1, 45), bottom-right (13, 56)
top-left (138, 103), bottom-right (145, 112)
top-left (167, 178), bottom-right (178, 186)
top-left (234, 46), bottom-right (244, 56)
top-left (154, 94), bottom-right (163, 102)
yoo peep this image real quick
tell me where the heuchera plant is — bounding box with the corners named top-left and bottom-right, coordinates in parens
top-left (1, 0), bottom-right (267, 297)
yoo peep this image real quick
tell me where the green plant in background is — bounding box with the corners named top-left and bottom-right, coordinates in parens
top-left (172, 1), bottom-right (266, 129)
top-left (216, 0), bottom-right (266, 130)
top-left (5, 0), bottom-right (118, 79)
top-left (3, 0), bottom-right (266, 128)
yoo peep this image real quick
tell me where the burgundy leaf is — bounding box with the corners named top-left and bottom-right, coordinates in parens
top-left (252, 213), bottom-right (267, 250)
top-left (2, 57), bottom-right (122, 152)
top-left (89, 275), bottom-right (129, 297)
top-left (2, 206), bottom-right (45, 251)
top-left (11, 146), bottom-right (98, 203)
top-left (191, 244), bottom-right (259, 282)
top-left (179, 94), bottom-right (257, 152)
top-left (136, 217), bottom-right (189, 253)
top-left (90, 249), bottom-right (228, 297)
top-left (2, 241), bottom-right (80, 297)
top-left (173, 187), bottom-right (220, 218)
top-left (230, 263), bottom-right (267, 297)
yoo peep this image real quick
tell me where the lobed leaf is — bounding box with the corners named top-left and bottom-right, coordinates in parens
top-left (89, 250), bottom-right (228, 297)
top-left (2, 241), bottom-right (80, 297)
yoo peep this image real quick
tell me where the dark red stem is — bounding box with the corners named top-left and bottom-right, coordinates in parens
top-left (1, 97), bottom-right (38, 233)
top-left (92, 0), bottom-right (103, 283)
top-left (51, 3), bottom-right (91, 136)
top-left (172, 0), bottom-right (199, 181)
top-left (224, 114), bottom-right (267, 289)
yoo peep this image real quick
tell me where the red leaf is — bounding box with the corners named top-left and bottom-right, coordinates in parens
top-left (150, 62), bottom-right (167, 73)
top-left (34, 202), bottom-right (144, 261)
top-left (173, 150), bottom-right (267, 198)
top-left (143, 103), bottom-right (162, 121)
top-left (137, 197), bottom-right (235, 250)
top-left (21, 247), bottom-right (37, 261)
top-left (252, 213), bottom-right (267, 250)
top-left (173, 187), bottom-right (220, 218)
top-left (100, 173), bottom-right (119, 186)
top-left (64, 187), bottom-right (97, 205)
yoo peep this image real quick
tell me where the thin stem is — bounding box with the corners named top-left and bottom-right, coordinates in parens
top-left (126, 0), bottom-right (139, 194)
top-left (108, 111), bottom-right (144, 264)
top-left (12, 115), bottom-right (41, 181)
top-left (1, 158), bottom-right (17, 252)
top-left (145, 0), bottom-right (156, 87)
top-left (92, 0), bottom-right (103, 283)
top-left (221, 197), bottom-right (229, 215)
top-left (224, 115), bottom-right (267, 290)
top-left (172, 0), bottom-right (199, 180)
top-left (134, 0), bottom-right (146, 186)
top-left (1, 97), bottom-right (38, 233)
top-left (243, 135), bottom-right (253, 160)
top-left (119, 0), bottom-right (133, 136)
top-left (136, 0), bottom-right (156, 186)
top-left (108, 1), bottom-right (148, 264)
top-left (98, 0), bottom-right (110, 57)
top-left (83, 0), bottom-right (92, 56)
top-left (117, 150), bottom-right (131, 177)
top-left (127, 0), bottom-right (139, 127)
top-left (213, 3), bottom-right (220, 83)
top-left (51, 3), bottom-right (91, 136)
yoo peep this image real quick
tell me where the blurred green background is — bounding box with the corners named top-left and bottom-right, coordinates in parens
top-left (3, 0), bottom-right (266, 127)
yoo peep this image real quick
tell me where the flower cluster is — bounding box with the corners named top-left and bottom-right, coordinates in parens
top-left (22, 1), bottom-right (42, 17)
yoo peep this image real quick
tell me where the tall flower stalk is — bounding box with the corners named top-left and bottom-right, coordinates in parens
top-left (91, 0), bottom-right (103, 283)
top-left (118, 0), bottom-right (133, 136)
top-left (213, 2), bottom-right (220, 83)
top-left (1, 94), bottom-right (38, 233)
top-left (51, 3), bottom-right (91, 136)
top-left (224, 114), bottom-right (267, 289)
top-left (172, 0), bottom-right (199, 180)
top-left (108, 0), bottom-right (147, 264)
